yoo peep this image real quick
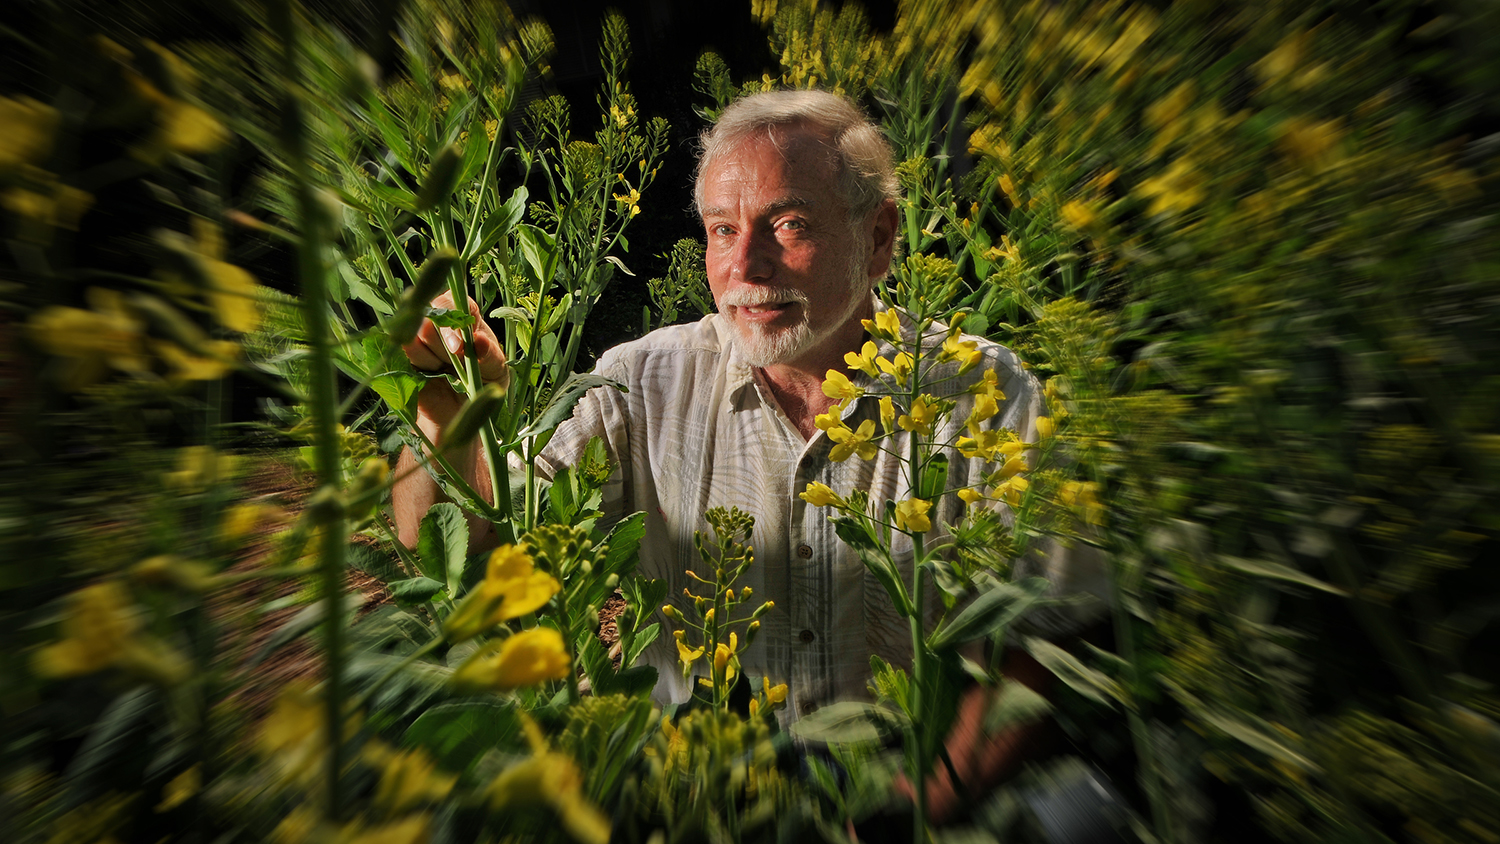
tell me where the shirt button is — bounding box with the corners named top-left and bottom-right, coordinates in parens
top-left (801, 700), bottom-right (820, 716)
top-left (799, 629), bottom-right (815, 644)
top-left (796, 544), bottom-right (813, 559)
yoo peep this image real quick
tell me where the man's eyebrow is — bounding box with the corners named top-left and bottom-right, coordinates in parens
top-left (701, 197), bottom-right (814, 220)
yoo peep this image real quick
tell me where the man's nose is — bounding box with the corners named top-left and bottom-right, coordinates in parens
top-left (729, 228), bottom-right (775, 284)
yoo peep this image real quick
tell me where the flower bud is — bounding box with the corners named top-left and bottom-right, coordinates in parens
top-left (661, 604), bottom-right (678, 620)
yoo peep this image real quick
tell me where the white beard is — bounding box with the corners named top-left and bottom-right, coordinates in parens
top-left (720, 254), bottom-right (871, 368)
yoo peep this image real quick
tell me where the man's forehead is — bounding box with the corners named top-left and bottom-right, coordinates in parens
top-left (700, 195), bottom-right (817, 220)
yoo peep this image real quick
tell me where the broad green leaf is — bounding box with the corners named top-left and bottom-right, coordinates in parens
top-left (625, 622), bottom-right (660, 668)
top-left (466, 185), bottom-right (528, 261)
top-left (1025, 636), bottom-right (1129, 709)
top-left (919, 452), bottom-right (950, 501)
top-left (982, 679), bottom-right (1054, 733)
top-left (1217, 555), bottom-right (1348, 596)
top-left (366, 180), bottom-right (418, 214)
top-left (405, 700), bottom-right (522, 774)
top-left (417, 502), bottom-right (469, 596)
top-left (928, 577), bottom-right (1049, 650)
top-left (389, 576), bottom-right (446, 607)
top-left (791, 701), bottom-right (904, 745)
top-left (515, 224), bottom-right (556, 287)
top-left (371, 371), bottom-right (424, 419)
top-left (577, 632), bottom-right (657, 698)
top-left (599, 511), bottom-right (646, 577)
top-left (513, 373), bottom-right (626, 441)
top-left (61, 686), bottom-right (158, 804)
top-left (347, 542), bottom-right (407, 584)
top-left (424, 307), bottom-right (473, 330)
top-left (623, 575), bottom-right (668, 631)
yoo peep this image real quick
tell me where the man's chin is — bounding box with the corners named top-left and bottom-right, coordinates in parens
top-left (728, 321), bottom-right (812, 369)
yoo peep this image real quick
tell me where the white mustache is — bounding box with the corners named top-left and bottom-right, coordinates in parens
top-left (719, 287), bottom-right (810, 309)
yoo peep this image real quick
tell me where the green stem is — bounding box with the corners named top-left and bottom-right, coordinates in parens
top-left (272, 0), bottom-right (347, 820)
top-left (907, 370), bottom-right (930, 844)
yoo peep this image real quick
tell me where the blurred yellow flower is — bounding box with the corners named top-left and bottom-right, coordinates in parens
top-left (1059, 480), bottom-right (1105, 525)
top-left (844, 340), bottom-right (880, 376)
top-left (155, 339), bottom-right (240, 382)
top-left (258, 682), bottom-right (348, 787)
top-left (0, 96), bottom-right (59, 172)
top-left (450, 627), bottom-right (571, 693)
top-left (800, 481), bottom-right (841, 508)
top-left (828, 419), bottom-right (878, 462)
top-left (487, 750), bottom-right (610, 844)
top-left (1061, 200), bottom-right (1099, 230)
top-left (968, 393), bottom-right (999, 427)
top-left (894, 498), bottom-right (932, 534)
top-left (363, 742), bottom-right (457, 814)
top-left (33, 581), bottom-right (138, 678)
top-left (154, 765), bottom-right (200, 813)
top-left (27, 287), bottom-right (149, 388)
top-left (205, 259), bottom-right (264, 334)
top-left (995, 475), bottom-right (1030, 506)
top-left (879, 395), bottom-right (896, 433)
top-left (165, 445), bottom-right (240, 493)
top-left (342, 814), bottom-right (432, 844)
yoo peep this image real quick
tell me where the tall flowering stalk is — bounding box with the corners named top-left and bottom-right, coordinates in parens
top-left (796, 255), bottom-right (1059, 843)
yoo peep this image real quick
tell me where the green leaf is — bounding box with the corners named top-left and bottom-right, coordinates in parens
top-left (424, 307), bottom-right (473, 330)
top-left (928, 577), bottom-right (1049, 650)
top-left (347, 542), bottom-right (407, 584)
top-left (790, 701), bottom-right (904, 745)
top-left (623, 575), bottom-right (668, 631)
top-left (577, 631), bottom-right (658, 697)
top-left (837, 520), bottom-right (911, 618)
top-left (389, 576), bottom-right (446, 606)
top-left (982, 679), bottom-right (1054, 733)
top-left (515, 224), bottom-right (556, 287)
top-left (405, 700), bottom-right (523, 774)
top-left (466, 186), bottom-right (528, 261)
top-left (366, 180), bottom-right (419, 214)
top-left (371, 371), bottom-right (424, 419)
top-left (247, 595), bottom-right (363, 668)
top-left (417, 502), bottom-right (469, 596)
top-left (625, 621), bottom-right (660, 668)
top-left (61, 686), bottom-right (161, 808)
top-left (919, 452), bottom-right (950, 501)
top-left (1217, 555), bottom-right (1348, 596)
top-left (513, 372), bottom-right (626, 442)
top-left (415, 144), bottom-right (463, 212)
top-left (1025, 636), bottom-right (1129, 709)
top-left (1196, 709), bottom-right (1321, 773)
top-left (599, 511), bottom-right (646, 578)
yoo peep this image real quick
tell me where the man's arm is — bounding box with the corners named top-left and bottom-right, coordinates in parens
top-left (391, 293), bottom-right (508, 554)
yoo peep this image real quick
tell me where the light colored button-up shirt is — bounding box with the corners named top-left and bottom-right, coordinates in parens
top-left (535, 306), bottom-right (1106, 717)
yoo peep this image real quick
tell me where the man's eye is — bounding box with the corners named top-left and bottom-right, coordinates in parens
top-left (778, 219), bottom-right (806, 231)
top-left (710, 224), bottom-right (734, 237)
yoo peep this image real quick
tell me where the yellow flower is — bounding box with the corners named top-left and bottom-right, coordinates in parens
top-left (363, 742), bottom-right (457, 814)
top-left (862, 308), bottom-right (902, 342)
top-left (713, 632), bottom-right (739, 685)
top-left (218, 501), bottom-right (283, 544)
top-left (821, 369), bottom-right (864, 402)
top-left (894, 498), bottom-right (932, 534)
top-left (995, 475), bottom-right (1030, 506)
top-left (898, 394), bottom-right (939, 436)
top-left (674, 629), bottom-right (706, 670)
top-left (1035, 416), bottom-right (1056, 440)
top-left (968, 393), bottom-right (999, 427)
top-left (450, 627), bottom-right (572, 693)
top-left (27, 287), bottom-right (149, 388)
top-left (612, 188), bottom-right (641, 217)
top-left (957, 427), bottom-right (1004, 461)
top-left (827, 419), bottom-right (878, 462)
top-left (800, 482), bottom-right (841, 508)
top-left (342, 814), bottom-right (432, 844)
top-left (844, 340), bottom-right (881, 376)
top-left (814, 407), bottom-right (844, 432)
top-left (763, 676), bottom-right (788, 705)
top-left (258, 682), bottom-right (353, 787)
top-left (155, 765), bottom-right (200, 813)
top-left (957, 488), bottom-right (982, 505)
top-left (443, 545), bottom-right (561, 642)
top-left (879, 396), bottom-right (896, 433)
top-left (939, 335), bottom-right (979, 366)
top-left (876, 351), bottom-right (914, 385)
top-left (968, 368), bottom-right (1006, 403)
top-left (997, 454), bottom-right (1028, 479)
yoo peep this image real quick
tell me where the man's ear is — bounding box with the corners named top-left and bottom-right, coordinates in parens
top-left (865, 199), bottom-right (899, 280)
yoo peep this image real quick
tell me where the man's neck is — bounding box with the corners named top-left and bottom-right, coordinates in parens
top-left (757, 364), bottom-right (841, 440)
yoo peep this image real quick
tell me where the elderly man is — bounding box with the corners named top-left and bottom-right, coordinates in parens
top-left (395, 90), bottom-right (1104, 819)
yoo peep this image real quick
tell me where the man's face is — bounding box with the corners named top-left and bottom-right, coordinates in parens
top-left (700, 128), bottom-right (887, 371)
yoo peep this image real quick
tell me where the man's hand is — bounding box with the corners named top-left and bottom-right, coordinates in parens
top-left (393, 292), bottom-right (507, 553)
top-left (401, 291), bottom-right (509, 427)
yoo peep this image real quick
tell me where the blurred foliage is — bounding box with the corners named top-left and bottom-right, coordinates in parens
top-left (4, 0), bottom-right (1499, 842)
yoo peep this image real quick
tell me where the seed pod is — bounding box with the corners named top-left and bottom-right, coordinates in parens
top-left (386, 247), bottom-right (460, 345)
top-left (415, 144), bottom-right (464, 212)
top-left (440, 382), bottom-right (506, 449)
